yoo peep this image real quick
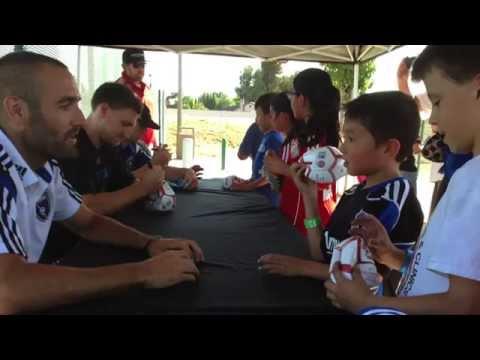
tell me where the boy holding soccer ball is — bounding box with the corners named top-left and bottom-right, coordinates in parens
top-left (259, 91), bottom-right (424, 295)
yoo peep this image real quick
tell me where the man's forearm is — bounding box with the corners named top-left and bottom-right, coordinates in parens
top-left (164, 166), bottom-right (186, 180)
top-left (69, 213), bottom-right (152, 250)
top-left (0, 255), bottom-right (145, 314)
top-left (82, 182), bottom-right (148, 216)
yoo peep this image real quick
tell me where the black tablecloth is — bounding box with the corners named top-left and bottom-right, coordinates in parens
top-left (46, 179), bottom-right (341, 314)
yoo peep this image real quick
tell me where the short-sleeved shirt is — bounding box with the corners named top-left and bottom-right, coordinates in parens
top-left (252, 130), bottom-right (284, 206)
top-left (321, 177), bottom-right (424, 260)
top-left (118, 142), bottom-right (152, 173)
top-left (398, 155), bottom-right (480, 297)
top-left (0, 130), bottom-right (82, 263)
top-left (58, 128), bottom-right (135, 195)
top-left (279, 138), bottom-right (337, 237)
top-left (239, 123), bottom-right (263, 177)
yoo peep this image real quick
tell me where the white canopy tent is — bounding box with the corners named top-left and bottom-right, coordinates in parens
top-left (99, 45), bottom-right (403, 157)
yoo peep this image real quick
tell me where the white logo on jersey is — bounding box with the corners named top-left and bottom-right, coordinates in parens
top-left (324, 230), bottom-right (341, 253)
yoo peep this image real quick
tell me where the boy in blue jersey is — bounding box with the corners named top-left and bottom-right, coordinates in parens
top-left (117, 105), bottom-right (203, 191)
top-left (259, 91), bottom-right (424, 295)
top-left (229, 93), bottom-right (284, 206)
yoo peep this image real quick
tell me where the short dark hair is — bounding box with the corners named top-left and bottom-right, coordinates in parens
top-left (412, 46), bottom-right (480, 83)
top-left (255, 93), bottom-right (276, 114)
top-left (0, 51), bottom-right (68, 109)
top-left (91, 83), bottom-right (142, 113)
top-left (271, 92), bottom-right (293, 116)
top-left (344, 91), bottom-right (421, 162)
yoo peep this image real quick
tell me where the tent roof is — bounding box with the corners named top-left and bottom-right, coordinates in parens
top-left (101, 45), bottom-right (402, 64)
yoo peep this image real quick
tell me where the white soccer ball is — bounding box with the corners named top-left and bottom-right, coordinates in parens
top-left (329, 236), bottom-right (381, 291)
top-left (300, 146), bottom-right (347, 184)
top-left (223, 175), bottom-right (237, 190)
top-left (145, 182), bottom-right (176, 212)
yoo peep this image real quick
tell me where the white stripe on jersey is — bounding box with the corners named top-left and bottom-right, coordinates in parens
top-left (61, 179), bottom-right (82, 204)
top-left (9, 215), bottom-right (26, 256)
top-left (0, 188), bottom-right (26, 258)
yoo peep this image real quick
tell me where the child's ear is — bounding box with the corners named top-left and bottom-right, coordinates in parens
top-left (384, 138), bottom-right (401, 159)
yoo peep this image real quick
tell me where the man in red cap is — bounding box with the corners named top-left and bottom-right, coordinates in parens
top-left (116, 48), bottom-right (158, 148)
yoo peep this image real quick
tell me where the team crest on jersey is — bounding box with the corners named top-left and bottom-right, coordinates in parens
top-left (36, 190), bottom-right (51, 222)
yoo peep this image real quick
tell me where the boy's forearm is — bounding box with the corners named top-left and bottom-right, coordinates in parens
top-left (365, 292), bottom-right (466, 315)
top-left (300, 260), bottom-right (330, 280)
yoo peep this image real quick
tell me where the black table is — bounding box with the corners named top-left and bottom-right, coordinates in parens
top-left (47, 179), bottom-right (341, 314)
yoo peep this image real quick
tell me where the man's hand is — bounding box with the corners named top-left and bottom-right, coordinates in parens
top-left (349, 212), bottom-right (404, 270)
top-left (257, 254), bottom-right (307, 277)
top-left (141, 250), bottom-right (200, 288)
top-left (139, 165), bottom-right (165, 195)
top-left (182, 168), bottom-right (199, 191)
top-left (324, 262), bottom-right (376, 313)
top-left (146, 238), bottom-right (205, 263)
top-left (230, 178), bottom-right (256, 192)
top-left (191, 165), bottom-right (204, 179)
top-left (152, 144), bottom-right (172, 167)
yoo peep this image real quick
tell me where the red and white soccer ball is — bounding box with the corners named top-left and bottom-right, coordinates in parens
top-left (329, 236), bottom-right (381, 291)
top-left (300, 146), bottom-right (347, 184)
top-left (145, 182), bottom-right (176, 212)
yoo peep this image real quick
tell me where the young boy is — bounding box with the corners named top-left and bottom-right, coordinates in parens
top-left (259, 91), bottom-right (424, 295)
top-left (325, 46), bottom-right (480, 314)
top-left (230, 93), bottom-right (284, 206)
top-left (117, 105), bottom-right (202, 191)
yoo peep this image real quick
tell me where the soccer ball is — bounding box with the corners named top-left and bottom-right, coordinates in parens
top-left (145, 182), bottom-right (176, 212)
top-left (300, 146), bottom-right (347, 184)
top-left (329, 236), bottom-right (381, 291)
top-left (223, 175), bottom-right (238, 190)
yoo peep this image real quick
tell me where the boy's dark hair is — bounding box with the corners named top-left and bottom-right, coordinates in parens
top-left (271, 92), bottom-right (294, 117)
top-left (0, 51), bottom-right (69, 110)
top-left (91, 82), bottom-right (142, 113)
top-left (255, 93), bottom-right (276, 114)
top-left (344, 91), bottom-right (420, 162)
top-left (271, 92), bottom-right (302, 143)
top-left (293, 68), bottom-right (340, 148)
top-left (412, 46), bottom-right (480, 83)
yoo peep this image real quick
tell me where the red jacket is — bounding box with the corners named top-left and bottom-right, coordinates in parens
top-left (279, 138), bottom-right (336, 237)
top-left (117, 72), bottom-right (157, 147)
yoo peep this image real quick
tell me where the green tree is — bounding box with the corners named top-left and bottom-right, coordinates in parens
top-left (323, 60), bottom-right (376, 103)
top-left (235, 66), bottom-right (257, 105)
top-left (277, 74), bottom-right (295, 92)
top-left (261, 61), bottom-right (282, 92)
top-left (199, 92), bottom-right (236, 111)
top-left (236, 61), bottom-right (284, 108)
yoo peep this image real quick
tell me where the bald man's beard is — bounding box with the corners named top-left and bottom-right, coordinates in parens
top-left (26, 108), bottom-right (80, 160)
